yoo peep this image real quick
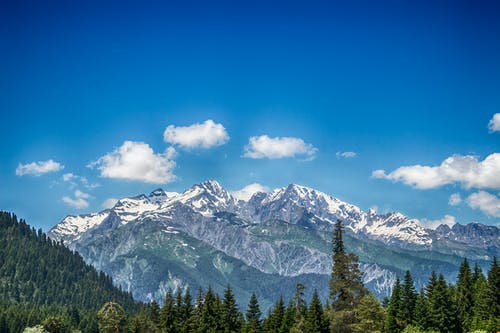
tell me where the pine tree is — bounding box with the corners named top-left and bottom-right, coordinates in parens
top-left (191, 288), bottom-right (204, 333)
top-left (456, 258), bottom-right (473, 332)
top-left (97, 302), bottom-right (127, 333)
top-left (181, 288), bottom-right (194, 333)
top-left (160, 289), bottom-right (176, 333)
top-left (199, 287), bottom-right (221, 333)
top-left (305, 290), bottom-right (327, 333)
top-left (472, 263), bottom-right (483, 285)
top-left (351, 293), bottom-right (385, 333)
top-left (221, 285), bottom-right (242, 333)
top-left (427, 274), bottom-right (457, 333)
top-left (401, 271), bottom-right (417, 326)
top-left (487, 256), bottom-right (500, 318)
top-left (174, 290), bottom-right (184, 333)
top-left (246, 293), bottom-right (262, 333)
top-left (292, 284), bottom-right (307, 318)
top-left (386, 277), bottom-right (403, 333)
top-left (278, 301), bottom-right (296, 333)
top-left (149, 300), bottom-right (160, 326)
top-left (66, 306), bottom-right (80, 328)
top-left (264, 296), bottom-right (285, 333)
top-left (470, 272), bottom-right (490, 331)
top-left (129, 312), bottom-right (157, 333)
top-left (413, 289), bottom-right (429, 330)
top-left (329, 220), bottom-right (367, 311)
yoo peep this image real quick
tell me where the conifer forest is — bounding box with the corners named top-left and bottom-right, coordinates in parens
top-left (1, 212), bottom-right (499, 333)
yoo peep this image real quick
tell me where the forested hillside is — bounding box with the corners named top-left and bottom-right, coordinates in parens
top-left (1, 212), bottom-right (499, 333)
top-left (0, 211), bottom-right (139, 332)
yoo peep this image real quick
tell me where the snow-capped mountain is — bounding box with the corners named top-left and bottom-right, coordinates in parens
top-left (48, 180), bottom-right (499, 308)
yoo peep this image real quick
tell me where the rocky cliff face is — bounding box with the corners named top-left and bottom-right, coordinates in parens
top-left (48, 180), bottom-right (499, 308)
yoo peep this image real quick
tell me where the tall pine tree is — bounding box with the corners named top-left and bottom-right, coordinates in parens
top-left (305, 290), bottom-right (327, 333)
top-left (427, 274), bottom-right (457, 333)
top-left (221, 285), bottom-right (242, 333)
top-left (487, 257), bottom-right (500, 319)
top-left (246, 293), bottom-right (262, 333)
top-left (352, 293), bottom-right (385, 333)
top-left (159, 289), bottom-right (176, 333)
top-left (401, 271), bottom-right (417, 327)
top-left (386, 277), bottom-right (403, 333)
top-left (264, 296), bottom-right (285, 333)
top-left (456, 259), bottom-right (473, 333)
top-left (329, 219), bottom-right (367, 311)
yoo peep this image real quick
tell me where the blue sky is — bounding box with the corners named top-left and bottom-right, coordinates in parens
top-left (1, 0), bottom-right (499, 230)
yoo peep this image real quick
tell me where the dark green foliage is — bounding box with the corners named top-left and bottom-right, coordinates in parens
top-left (305, 290), bottom-right (327, 333)
top-left (427, 274), bottom-right (457, 333)
top-left (401, 271), bottom-right (417, 326)
top-left (199, 287), bottom-right (222, 333)
top-left (221, 285), bottom-right (242, 333)
top-left (246, 293), bottom-right (262, 333)
top-left (263, 297), bottom-right (285, 333)
top-left (330, 309), bottom-right (356, 333)
top-left (413, 289), bottom-right (429, 329)
top-left (129, 311), bottom-right (157, 333)
top-left (351, 293), bottom-right (385, 333)
top-left (386, 277), bottom-right (403, 333)
top-left (329, 220), bottom-right (367, 312)
top-left (149, 300), bottom-right (160, 326)
top-left (471, 273), bottom-right (490, 331)
top-left (2, 211), bottom-right (500, 333)
top-left (487, 256), bottom-right (500, 318)
top-left (0, 212), bottom-right (135, 311)
top-left (0, 315), bottom-right (8, 333)
top-left (159, 289), bottom-right (176, 332)
top-left (456, 258), bottom-right (473, 332)
top-left (278, 301), bottom-right (296, 333)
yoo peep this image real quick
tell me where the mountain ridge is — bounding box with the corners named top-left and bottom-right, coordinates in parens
top-left (48, 180), bottom-right (499, 307)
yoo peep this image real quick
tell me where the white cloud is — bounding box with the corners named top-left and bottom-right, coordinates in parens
top-left (449, 193), bottom-right (462, 206)
top-left (419, 215), bottom-right (456, 230)
top-left (372, 153), bottom-right (500, 190)
top-left (488, 113), bottom-right (500, 133)
top-left (336, 151), bottom-right (357, 158)
top-left (16, 159), bottom-right (64, 176)
top-left (466, 191), bottom-right (500, 217)
top-left (102, 198), bottom-right (118, 209)
top-left (89, 141), bottom-right (176, 184)
top-left (62, 190), bottom-right (90, 209)
top-left (232, 183), bottom-right (269, 201)
top-left (243, 135), bottom-right (317, 160)
top-left (63, 173), bottom-right (76, 182)
top-left (62, 173), bottom-right (99, 189)
top-left (371, 169), bottom-right (386, 178)
top-left (163, 119), bottom-right (229, 149)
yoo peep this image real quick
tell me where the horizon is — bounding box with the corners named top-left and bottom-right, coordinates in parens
top-left (1, 1), bottom-right (499, 230)
top-left (50, 179), bottom-right (493, 232)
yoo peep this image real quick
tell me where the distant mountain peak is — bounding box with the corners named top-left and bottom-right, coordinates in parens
top-left (150, 188), bottom-right (166, 197)
top-left (49, 179), bottom-right (500, 250)
top-left (47, 179), bottom-right (500, 306)
top-left (200, 179), bottom-right (223, 189)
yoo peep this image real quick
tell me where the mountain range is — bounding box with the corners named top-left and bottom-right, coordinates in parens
top-left (48, 180), bottom-right (500, 310)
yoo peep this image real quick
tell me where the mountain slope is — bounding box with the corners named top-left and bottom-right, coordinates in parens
top-left (0, 211), bottom-right (137, 311)
top-left (48, 181), bottom-right (500, 307)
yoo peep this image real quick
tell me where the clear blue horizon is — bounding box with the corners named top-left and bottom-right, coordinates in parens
top-left (1, 0), bottom-right (499, 230)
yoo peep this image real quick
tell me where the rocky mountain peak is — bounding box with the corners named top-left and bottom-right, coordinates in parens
top-left (150, 188), bottom-right (166, 197)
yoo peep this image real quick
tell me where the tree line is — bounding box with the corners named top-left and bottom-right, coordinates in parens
top-left (1, 212), bottom-right (499, 333)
